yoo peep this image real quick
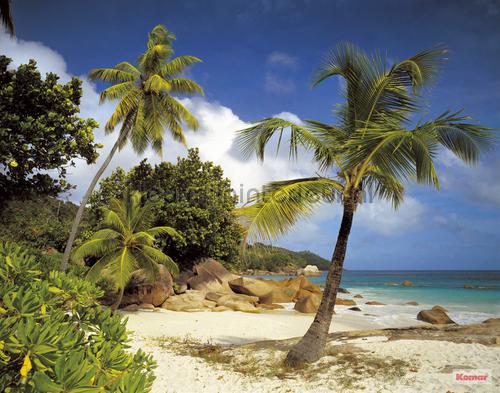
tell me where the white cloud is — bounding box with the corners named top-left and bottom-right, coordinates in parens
top-left (267, 51), bottom-right (297, 67)
top-left (1, 31), bottom-right (428, 240)
top-left (356, 197), bottom-right (425, 236)
top-left (265, 71), bottom-right (296, 94)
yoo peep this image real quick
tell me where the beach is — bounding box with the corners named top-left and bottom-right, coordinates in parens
top-left (125, 282), bottom-right (500, 393)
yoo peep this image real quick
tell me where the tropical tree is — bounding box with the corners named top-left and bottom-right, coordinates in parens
top-left (61, 24), bottom-right (204, 271)
top-left (235, 43), bottom-right (493, 366)
top-left (73, 190), bottom-right (181, 310)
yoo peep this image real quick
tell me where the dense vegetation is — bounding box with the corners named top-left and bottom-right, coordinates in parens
top-left (0, 56), bottom-right (100, 202)
top-left (0, 242), bottom-right (156, 392)
top-left (90, 149), bottom-right (242, 271)
top-left (75, 190), bottom-right (180, 309)
top-left (0, 196), bottom-right (89, 252)
top-left (242, 243), bottom-right (329, 272)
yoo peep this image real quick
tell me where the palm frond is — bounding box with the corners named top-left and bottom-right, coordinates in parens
top-left (168, 78), bottom-right (205, 96)
top-left (88, 67), bottom-right (137, 84)
top-left (160, 55), bottom-right (202, 76)
top-left (236, 118), bottom-right (327, 161)
top-left (363, 167), bottom-right (405, 208)
top-left (140, 245), bottom-right (179, 275)
top-left (237, 177), bottom-right (344, 242)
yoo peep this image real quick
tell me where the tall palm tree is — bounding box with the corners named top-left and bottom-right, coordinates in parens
top-left (0, 0), bottom-right (14, 36)
top-left (73, 190), bottom-right (180, 310)
top-left (236, 43), bottom-right (493, 366)
top-left (61, 24), bottom-right (203, 271)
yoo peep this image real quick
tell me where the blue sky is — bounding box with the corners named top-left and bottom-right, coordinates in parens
top-left (7, 0), bottom-right (500, 269)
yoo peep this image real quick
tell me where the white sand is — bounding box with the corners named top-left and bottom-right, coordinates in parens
top-left (125, 309), bottom-right (499, 392)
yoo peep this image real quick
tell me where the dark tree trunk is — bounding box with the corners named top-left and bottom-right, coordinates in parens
top-left (285, 195), bottom-right (357, 367)
top-left (60, 135), bottom-right (123, 272)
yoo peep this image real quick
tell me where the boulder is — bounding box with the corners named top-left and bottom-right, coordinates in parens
top-left (212, 306), bottom-right (231, 312)
top-left (138, 303), bottom-right (155, 310)
top-left (354, 294), bottom-right (363, 299)
top-left (121, 264), bottom-right (174, 307)
top-left (260, 286), bottom-right (297, 304)
top-left (402, 280), bottom-right (413, 287)
top-left (432, 305), bottom-right (448, 313)
top-left (175, 270), bottom-right (195, 286)
top-left (297, 264), bottom-right (321, 276)
top-left (464, 284), bottom-right (477, 289)
top-left (365, 301), bottom-right (385, 305)
top-left (122, 304), bottom-right (139, 312)
top-left (174, 283), bottom-right (187, 295)
top-left (299, 278), bottom-right (322, 294)
top-left (296, 288), bottom-right (316, 301)
top-left (294, 294), bottom-right (321, 313)
top-left (336, 298), bottom-right (356, 306)
top-left (215, 293), bottom-right (259, 313)
top-left (161, 290), bottom-right (207, 311)
top-left (188, 258), bottom-right (240, 293)
top-left (256, 303), bottom-right (284, 310)
top-left (405, 301), bottom-right (419, 306)
top-left (338, 288), bottom-right (350, 294)
top-left (228, 277), bottom-right (274, 298)
top-left (348, 307), bottom-right (362, 312)
top-left (417, 309), bottom-right (455, 325)
top-left (482, 318), bottom-right (500, 324)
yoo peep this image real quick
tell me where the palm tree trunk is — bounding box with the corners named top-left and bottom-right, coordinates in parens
top-left (284, 197), bottom-right (356, 367)
top-left (112, 285), bottom-right (125, 311)
top-left (60, 136), bottom-right (123, 271)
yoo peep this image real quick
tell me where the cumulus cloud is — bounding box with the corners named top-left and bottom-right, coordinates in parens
top-left (1, 31), bottom-right (429, 240)
top-left (267, 51), bottom-right (297, 67)
top-left (439, 151), bottom-right (500, 207)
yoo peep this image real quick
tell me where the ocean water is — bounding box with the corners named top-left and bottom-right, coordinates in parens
top-left (250, 270), bottom-right (500, 325)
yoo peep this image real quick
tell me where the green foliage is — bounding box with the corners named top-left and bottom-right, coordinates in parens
top-left (88, 24), bottom-right (203, 155)
top-left (75, 190), bottom-right (180, 308)
top-left (236, 44), bottom-right (493, 242)
top-left (0, 242), bottom-right (156, 392)
top-left (0, 196), bottom-right (91, 252)
top-left (0, 56), bottom-right (100, 201)
top-left (242, 243), bottom-right (329, 272)
top-left (89, 149), bottom-right (243, 270)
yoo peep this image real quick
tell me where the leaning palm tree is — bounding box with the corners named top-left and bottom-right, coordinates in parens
top-left (236, 43), bottom-right (493, 366)
top-left (61, 24), bottom-right (203, 271)
top-left (73, 190), bottom-right (180, 310)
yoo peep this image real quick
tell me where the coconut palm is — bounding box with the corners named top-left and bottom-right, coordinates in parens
top-left (0, 0), bottom-right (14, 36)
top-left (236, 43), bottom-right (493, 366)
top-left (73, 190), bottom-right (180, 310)
top-left (61, 24), bottom-right (203, 271)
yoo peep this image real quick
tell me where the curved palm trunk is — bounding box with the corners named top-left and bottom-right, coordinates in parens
top-left (285, 198), bottom-right (356, 367)
top-left (60, 136), bottom-right (123, 271)
top-left (112, 285), bottom-right (125, 312)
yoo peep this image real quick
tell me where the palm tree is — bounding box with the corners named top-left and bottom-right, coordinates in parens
top-left (61, 24), bottom-right (203, 271)
top-left (235, 43), bottom-right (493, 366)
top-left (0, 0), bottom-right (14, 36)
top-left (73, 190), bottom-right (180, 310)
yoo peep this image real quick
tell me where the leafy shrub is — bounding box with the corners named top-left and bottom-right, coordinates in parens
top-left (0, 242), bottom-right (156, 392)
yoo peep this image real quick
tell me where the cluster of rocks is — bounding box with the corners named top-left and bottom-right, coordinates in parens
top-left (242, 264), bottom-right (323, 277)
top-left (118, 258), bottom-right (338, 313)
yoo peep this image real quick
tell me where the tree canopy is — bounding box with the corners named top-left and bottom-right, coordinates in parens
top-left (0, 56), bottom-right (100, 201)
top-left (90, 149), bottom-right (242, 270)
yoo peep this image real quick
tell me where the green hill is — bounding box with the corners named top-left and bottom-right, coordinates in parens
top-left (242, 243), bottom-right (330, 272)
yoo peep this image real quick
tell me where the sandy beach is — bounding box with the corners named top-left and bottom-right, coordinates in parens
top-left (125, 308), bottom-right (500, 393)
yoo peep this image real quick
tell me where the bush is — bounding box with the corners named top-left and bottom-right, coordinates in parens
top-left (89, 149), bottom-right (243, 271)
top-left (0, 242), bottom-right (156, 392)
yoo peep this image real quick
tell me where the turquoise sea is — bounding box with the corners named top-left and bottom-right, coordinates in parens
top-left (251, 270), bottom-right (500, 325)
